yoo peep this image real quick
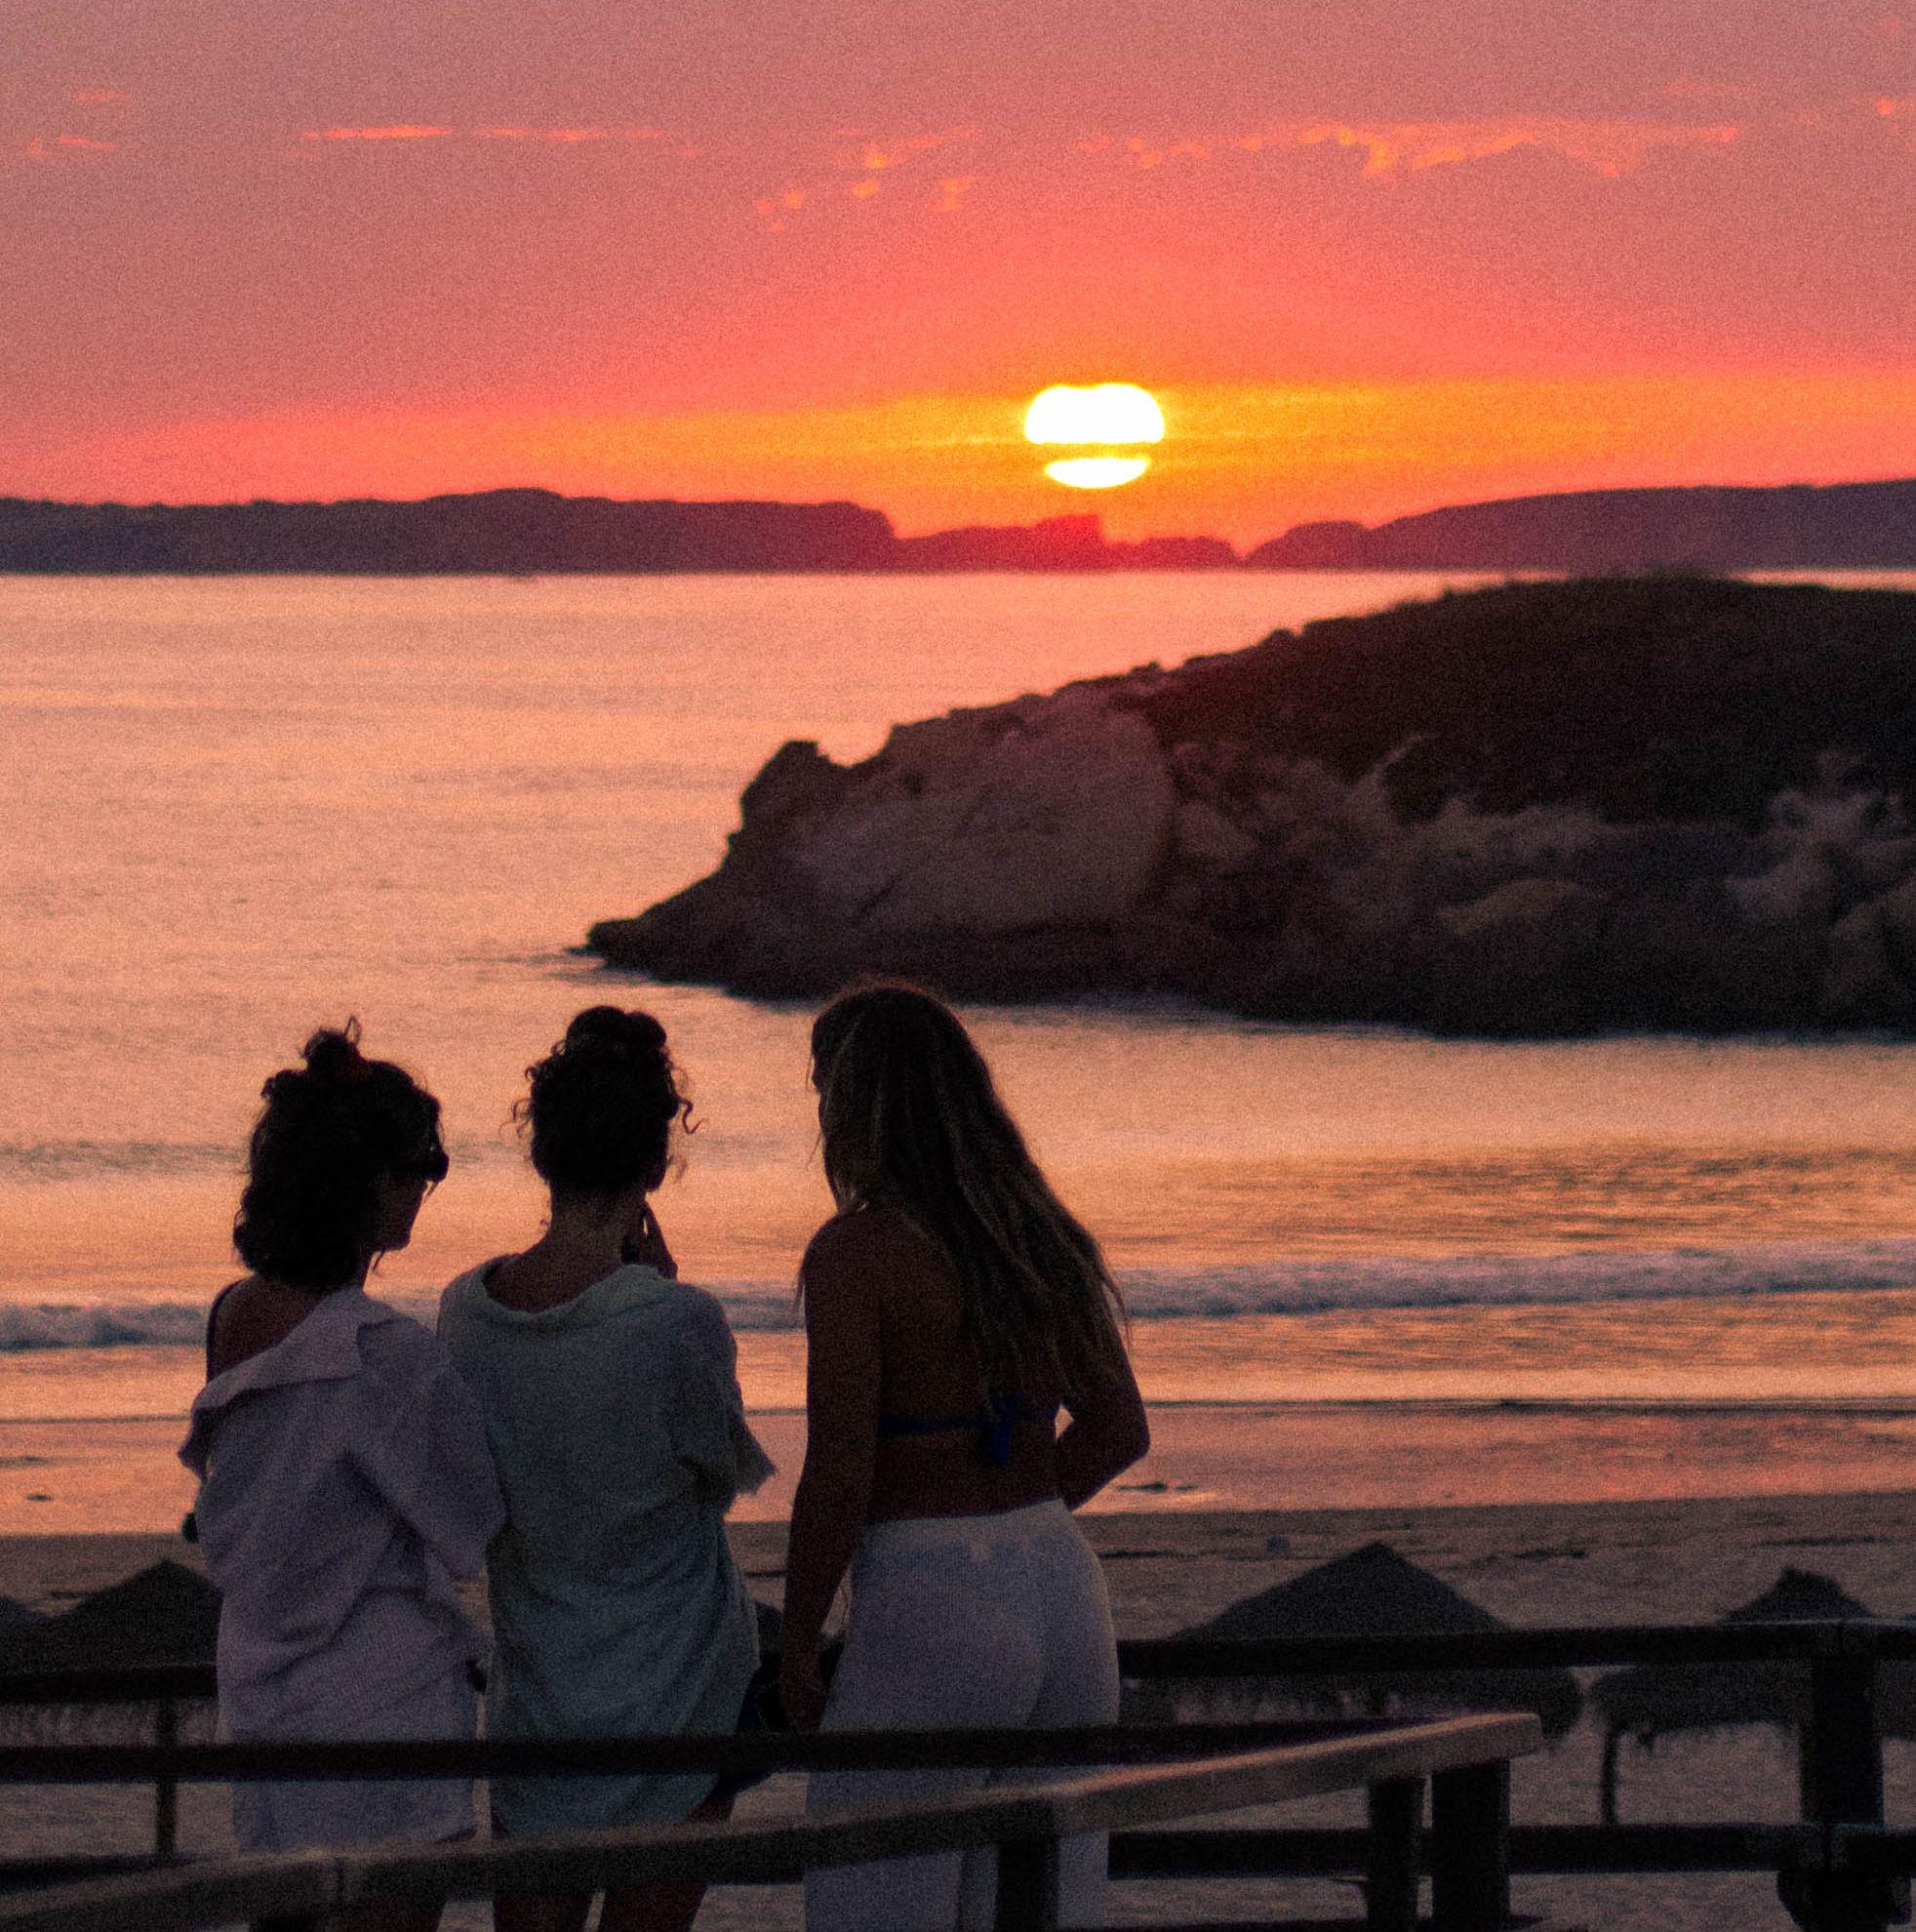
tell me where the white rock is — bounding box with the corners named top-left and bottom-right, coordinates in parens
top-left (1437, 877), bottom-right (1605, 942)
top-left (795, 696), bottom-right (1174, 933)
top-left (1872, 869), bottom-right (1916, 950)
top-left (1727, 843), bottom-right (1839, 925)
top-left (1821, 903), bottom-right (1896, 1016)
top-left (1174, 800), bottom-right (1259, 872)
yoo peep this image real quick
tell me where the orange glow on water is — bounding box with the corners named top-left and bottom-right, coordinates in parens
top-left (1045, 456), bottom-right (1151, 488)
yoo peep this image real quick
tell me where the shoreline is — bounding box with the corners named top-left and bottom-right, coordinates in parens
top-left (11, 1484), bottom-right (1916, 1626)
top-left (13, 1396), bottom-right (1916, 1536)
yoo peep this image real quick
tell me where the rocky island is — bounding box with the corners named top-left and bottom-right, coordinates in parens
top-left (588, 577), bottom-right (1916, 1035)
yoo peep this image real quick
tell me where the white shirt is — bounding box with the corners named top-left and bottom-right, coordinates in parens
top-left (180, 1287), bottom-right (504, 1734)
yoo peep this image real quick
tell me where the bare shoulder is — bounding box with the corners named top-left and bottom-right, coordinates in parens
top-left (802, 1203), bottom-right (938, 1286)
top-left (205, 1275), bottom-right (280, 1378)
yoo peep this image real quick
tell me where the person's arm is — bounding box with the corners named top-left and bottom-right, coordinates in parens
top-left (779, 1217), bottom-right (885, 1728)
top-left (669, 1293), bottom-right (776, 1502)
top-left (1053, 1311), bottom-right (1150, 1510)
top-left (621, 1199), bottom-right (679, 1278)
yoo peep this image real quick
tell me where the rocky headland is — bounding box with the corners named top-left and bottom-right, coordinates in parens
top-left (588, 577), bottom-right (1916, 1036)
top-left (3, 475), bottom-right (1910, 572)
top-left (1246, 476), bottom-right (1916, 572)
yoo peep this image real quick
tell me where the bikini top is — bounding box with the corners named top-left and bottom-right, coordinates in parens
top-left (203, 1279), bottom-right (244, 1378)
top-left (875, 1392), bottom-right (1059, 1468)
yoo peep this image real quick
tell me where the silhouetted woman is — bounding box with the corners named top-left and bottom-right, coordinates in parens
top-left (438, 1007), bottom-right (772, 1932)
top-left (781, 983), bottom-right (1150, 1931)
top-left (181, 1025), bottom-right (503, 1932)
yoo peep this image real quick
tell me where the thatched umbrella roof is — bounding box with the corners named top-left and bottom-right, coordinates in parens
top-left (0, 1596), bottom-right (41, 1637)
top-left (1592, 1568), bottom-right (1916, 1741)
top-left (1589, 1567), bottom-right (1916, 1823)
top-left (1145, 1541), bottom-right (1582, 1739)
top-left (0, 1560), bottom-right (220, 1673)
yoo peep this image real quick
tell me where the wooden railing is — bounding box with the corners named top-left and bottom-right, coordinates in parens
top-left (0, 1713), bottom-right (1541, 1932)
top-left (6, 1620), bottom-right (1916, 1926)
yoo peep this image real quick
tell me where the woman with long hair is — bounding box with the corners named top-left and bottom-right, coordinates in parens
top-left (781, 982), bottom-right (1150, 1931)
top-left (180, 1025), bottom-right (503, 1930)
top-left (438, 1006), bottom-right (772, 1932)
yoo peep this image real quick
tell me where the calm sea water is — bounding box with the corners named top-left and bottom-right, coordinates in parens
top-left (6, 568), bottom-right (1916, 1529)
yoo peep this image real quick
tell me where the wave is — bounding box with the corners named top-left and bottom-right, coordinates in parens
top-left (0, 1142), bottom-right (239, 1181)
top-left (710, 1238), bottom-right (1916, 1331)
top-left (9, 1239), bottom-right (1916, 1350)
top-left (0, 1137), bottom-right (518, 1181)
top-left (0, 1304), bottom-right (210, 1351)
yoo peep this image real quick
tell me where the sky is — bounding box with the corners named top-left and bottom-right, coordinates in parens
top-left (4, 0), bottom-right (1913, 542)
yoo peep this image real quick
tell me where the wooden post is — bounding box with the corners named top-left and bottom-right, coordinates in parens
top-left (1599, 1723), bottom-right (1621, 1827)
top-left (1779, 1651), bottom-right (1894, 1932)
top-left (993, 1833), bottom-right (1061, 1932)
top-left (1430, 1761), bottom-right (1510, 1932)
top-left (1366, 1776), bottom-right (1424, 1932)
top-left (153, 1699), bottom-right (179, 1865)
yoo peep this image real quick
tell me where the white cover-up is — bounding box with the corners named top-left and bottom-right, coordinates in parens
top-left (437, 1261), bottom-right (774, 1835)
top-left (179, 1287), bottom-right (505, 1851)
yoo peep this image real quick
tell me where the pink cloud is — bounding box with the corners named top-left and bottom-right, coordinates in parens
top-left (69, 88), bottom-right (127, 105)
top-left (1219, 116), bottom-right (1741, 180)
top-left (849, 128), bottom-right (976, 173)
top-left (18, 134), bottom-right (117, 161)
top-left (752, 184), bottom-right (808, 231)
top-left (299, 125), bottom-right (451, 142)
top-left (471, 125), bottom-right (666, 142)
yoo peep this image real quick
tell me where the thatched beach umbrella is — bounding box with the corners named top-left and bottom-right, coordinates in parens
top-left (1140, 1541), bottom-right (1582, 1739)
top-left (1589, 1567), bottom-right (1916, 1824)
top-left (0, 1561), bottom-right (219, 1747)
top-left (0, 1559), bottom-right (219, 1673)
top-left (0, 1596), bottom-right (41, 1638)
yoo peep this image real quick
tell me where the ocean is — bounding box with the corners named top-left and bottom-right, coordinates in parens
top-left (6, 568), bottom-right (1916, 1532)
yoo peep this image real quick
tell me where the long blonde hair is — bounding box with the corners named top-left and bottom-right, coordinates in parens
top-left (809, 983), bottom-right (1125, 1398)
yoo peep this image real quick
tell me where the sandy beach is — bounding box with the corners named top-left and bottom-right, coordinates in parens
top-left (9, 1488), bottom-right (1916, 1928)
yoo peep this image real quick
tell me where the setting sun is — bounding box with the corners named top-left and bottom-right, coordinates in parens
top-left (1042, 456), bottom-right (1151, 489)
top-left (1023, 384), bottom-right (1166, 447)
top-left (1024, 382), bottom-right (1164, 491)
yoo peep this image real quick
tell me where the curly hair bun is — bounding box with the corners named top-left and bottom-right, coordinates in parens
top-left (235, 1025), bottom-right (444, 1291)
top-left (524, 1006), bottom-right (688, 1198)
top-left (562, 1006), bottom-right (667, 1061)
top-left (301, 1023), bottom-right (371, 1087)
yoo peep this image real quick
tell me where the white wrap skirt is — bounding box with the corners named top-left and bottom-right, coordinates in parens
top-left (805, 1499), bottom-right (1118, 1931)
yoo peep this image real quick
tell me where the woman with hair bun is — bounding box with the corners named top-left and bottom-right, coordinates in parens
top-left (439, 1006), bottom-right (771, 1932)
top-left (180, 1025), bottom-right (503, 1919)
top-left (782, 982), bottom-right (1149, 1932)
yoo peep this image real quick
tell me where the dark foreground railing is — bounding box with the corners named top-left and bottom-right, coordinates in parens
top-left (5, 1620), bottom-right (1916, 1927)
top-left (0, 1713), bottom-right (1542, 1932)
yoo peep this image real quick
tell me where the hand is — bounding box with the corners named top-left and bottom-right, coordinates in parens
top-left (778, 1644), bottom-right (828, 1732)
top-left (620, 1202), bottom-right (678, 1279)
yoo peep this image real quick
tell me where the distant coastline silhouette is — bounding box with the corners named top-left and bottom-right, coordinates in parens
top-left (2, 475), bottom-right (1912, 574)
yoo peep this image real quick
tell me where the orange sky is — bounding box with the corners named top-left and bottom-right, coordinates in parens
top-left (5, 0), bottom-right (1912, 543)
